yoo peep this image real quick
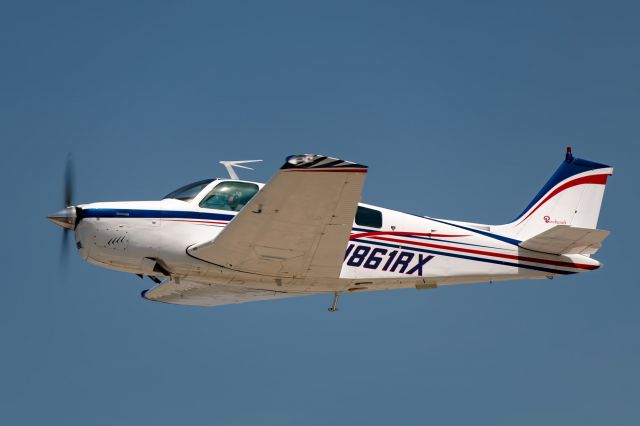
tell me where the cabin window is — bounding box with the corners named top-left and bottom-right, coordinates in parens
top-left (199, 181), bottom-right (259, 212)
top-left (164, 179), bottom-right (215, 201)
top-left (355, 206), bottom-right (382, 228)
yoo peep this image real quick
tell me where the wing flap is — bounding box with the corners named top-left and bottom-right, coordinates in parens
top-left (519, 225), bottom-right (609, 255)
top-left (188, 155), bottom-right (367, 278)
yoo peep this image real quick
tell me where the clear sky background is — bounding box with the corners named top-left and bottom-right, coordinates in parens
top-left (1, 1), bottom-right (638, 425)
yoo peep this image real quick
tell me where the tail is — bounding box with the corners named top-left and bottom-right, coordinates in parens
top-left (499, 147), bottom-right (613, 242)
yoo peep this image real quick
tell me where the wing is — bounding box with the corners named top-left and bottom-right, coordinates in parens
top-left (188, 154), bottom-right (368, 278)
top-left (519, 225), bottom-right (609, 255)
top-left (142, 278), bottom-right (311, 307)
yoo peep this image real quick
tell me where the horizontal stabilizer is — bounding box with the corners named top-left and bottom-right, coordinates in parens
top-left (519, 225), bottom-right (609, 255)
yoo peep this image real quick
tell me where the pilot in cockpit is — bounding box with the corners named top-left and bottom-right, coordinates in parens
top-left (225, 193), bottom-right (240, 211)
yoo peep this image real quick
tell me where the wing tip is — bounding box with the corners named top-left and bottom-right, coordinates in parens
top-left (141, 289), bottom-right (152, 300)
top-left (281, 154), bottom-right (368, 172)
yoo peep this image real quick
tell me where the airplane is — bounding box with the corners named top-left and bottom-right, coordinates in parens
top-left (48, 148), bottom-right (613, 311)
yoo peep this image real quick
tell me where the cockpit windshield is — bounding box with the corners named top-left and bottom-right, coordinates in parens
top-left (163, 179), bottom-right (215, 201)
top-left (199, 181), bottom-right (259, 212)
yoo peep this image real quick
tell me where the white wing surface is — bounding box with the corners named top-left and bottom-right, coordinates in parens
top-left (188, 154), bottom-right (368, 278)
top-left (142, 279), bottom-right (309, 307)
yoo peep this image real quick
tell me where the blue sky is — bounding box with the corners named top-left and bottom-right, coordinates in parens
top-left (1, 1), bottom-right (639, 425)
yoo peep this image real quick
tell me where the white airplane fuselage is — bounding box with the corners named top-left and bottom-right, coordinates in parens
top-left (73, 178), bottom-right (601, 296)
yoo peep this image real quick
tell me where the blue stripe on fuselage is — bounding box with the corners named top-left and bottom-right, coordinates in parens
top-left (352, 230), bottom-right (506, 250)
top-left (83, 208), bottom-right (235, 221)
top-left (349, 238), bottom-right (574, 275)
top-left (426, 217), bottom-right (521, 246)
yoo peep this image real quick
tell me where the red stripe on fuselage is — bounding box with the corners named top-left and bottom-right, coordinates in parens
top-left (350, 231), bottom-right (469, 239)
top-left (361, 235), bottom-right (598, 270)
top-left (164, 219), bottom-right (229, 225)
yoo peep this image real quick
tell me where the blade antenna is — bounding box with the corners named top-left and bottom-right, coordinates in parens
top-left (219, 160), bottom-right (262, 180)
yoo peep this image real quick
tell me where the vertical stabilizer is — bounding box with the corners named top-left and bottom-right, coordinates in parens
top-left (498, 148), bottom-right (613, 241)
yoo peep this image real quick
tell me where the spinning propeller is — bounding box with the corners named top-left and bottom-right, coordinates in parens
top-left (48, 156), bottom-right (81, 263)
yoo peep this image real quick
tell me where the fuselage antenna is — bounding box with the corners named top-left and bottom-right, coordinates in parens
top-left (219, 160), bottom-right (263, 180)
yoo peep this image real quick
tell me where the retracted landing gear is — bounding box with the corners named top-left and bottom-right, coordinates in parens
top-left (328, 292), bottom-right (340, 312)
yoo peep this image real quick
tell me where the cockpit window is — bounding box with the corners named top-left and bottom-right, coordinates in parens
top-left (199, 181), bottom-right (259, 212)
top-left (355, 206), bottom-right (383, 228)
top-left (163, 179), bottom-right (214, 201)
